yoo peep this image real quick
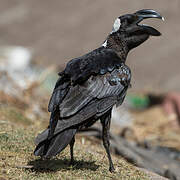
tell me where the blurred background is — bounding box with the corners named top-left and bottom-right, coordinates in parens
top-left (0, 0), bottom-right (179, 91)
top-left (0, 1), bottom-right (180, 179)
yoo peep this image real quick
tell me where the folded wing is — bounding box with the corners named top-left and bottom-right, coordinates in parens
top-left (48, 47), bottom-right (126, 113)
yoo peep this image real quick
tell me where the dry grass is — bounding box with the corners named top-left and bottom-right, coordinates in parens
top-left (132, 106), bottom-right (180, 150)
top-left (0, 104), bottom-right (148, 180)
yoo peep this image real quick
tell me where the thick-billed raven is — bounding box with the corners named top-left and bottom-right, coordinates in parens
top-left (34, 9), bottom-right (164, 172)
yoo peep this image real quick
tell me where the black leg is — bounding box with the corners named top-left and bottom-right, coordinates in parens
top-left (69, 136), bottom-right (75, 165)
top-left (100, 111), bottom-right (115, 172)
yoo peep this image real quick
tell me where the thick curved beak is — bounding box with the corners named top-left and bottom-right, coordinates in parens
top-left (134, 9), bottom-right (164, 36)
top-left (135, 9), bottom-right (164, 23)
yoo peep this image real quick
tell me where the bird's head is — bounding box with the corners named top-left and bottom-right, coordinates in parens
top-left (104, 9), bottom-right (164, 52)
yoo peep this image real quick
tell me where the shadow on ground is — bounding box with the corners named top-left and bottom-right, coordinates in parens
top-left (27, 158), bottom-right (99, 172)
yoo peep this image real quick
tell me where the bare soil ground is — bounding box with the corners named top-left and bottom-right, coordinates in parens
top-left (0, 0), bottom-right (179, 91)
top-left (132, 106), bottom-right (180, 150)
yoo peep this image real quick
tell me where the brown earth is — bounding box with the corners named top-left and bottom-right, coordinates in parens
top-left (0, 0), bottom-right (179, 92)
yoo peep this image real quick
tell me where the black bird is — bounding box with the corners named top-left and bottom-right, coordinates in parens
top-left (34, 9), bottom-right (163, 172)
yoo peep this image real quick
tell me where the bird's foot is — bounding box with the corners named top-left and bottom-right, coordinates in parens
top-left (69, 159), bottom-right (75, 166)
top-left (109, 165), bottom-right (116, 173)
top-left (40, 156), bottom-right (51, 161)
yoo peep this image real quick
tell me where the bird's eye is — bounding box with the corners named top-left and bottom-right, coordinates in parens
top-left (126, 15), bottom-right (136, 24)
top-left (120, 14), bottom-right (136, 26)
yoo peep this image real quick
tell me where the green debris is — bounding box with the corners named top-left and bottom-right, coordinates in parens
top-left (127, 94), bottom-right (150, 109)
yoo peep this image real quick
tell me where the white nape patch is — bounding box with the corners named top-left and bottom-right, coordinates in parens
top-left (102, 40), bottom-right (107, 47)
top-left (111, 18), bottom-right (121, 34)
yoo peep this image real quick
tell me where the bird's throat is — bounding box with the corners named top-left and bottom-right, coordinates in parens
top-left (106, 34), bottom-right (129, 61)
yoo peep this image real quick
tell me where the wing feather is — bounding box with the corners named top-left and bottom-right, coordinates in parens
top-left (48, 76), bottom-right (70, 112)
top-left (48, 47), bottom-right (122, 112)
top-left (48, 46), bottom-right (131, 121)
top-left (36, 66), bottom-right (131, 143)
top-left (60, 66), bottom-right (131, 118)
top-left (62, 47), bottom-right (123, 84)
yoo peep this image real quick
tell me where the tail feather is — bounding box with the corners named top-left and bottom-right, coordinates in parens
top-left (35, 129), bottom-right (49, 145)
top-left (34, 128), bottom-right (77, 158)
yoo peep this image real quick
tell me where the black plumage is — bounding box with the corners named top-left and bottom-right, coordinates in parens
top-left (34, 9), bottom-right (163, 172)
